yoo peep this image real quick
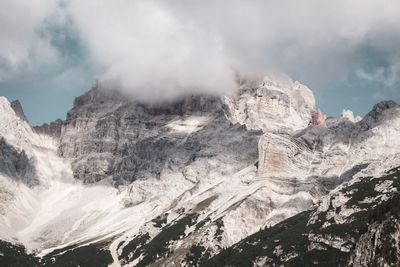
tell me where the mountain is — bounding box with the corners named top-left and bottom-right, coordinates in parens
top-left (0, 76), bottom-right (399, 267)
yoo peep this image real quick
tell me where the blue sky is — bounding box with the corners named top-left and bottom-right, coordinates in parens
top-left (0, 20), bottom-right (94, 125)
top-left (1, 1), bottom-right (399, 125)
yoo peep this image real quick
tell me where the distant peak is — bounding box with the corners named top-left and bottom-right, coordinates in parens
top-left (341, 109), bottom-right (361, 123)
top-left (11, 100), bottom-right (28, 123)
top-left (364, 100), bottom-right (399, 121)
top-left (359, 100), bottom-right (399, 129)
top-left (370, 100), bottom-right (398, 113)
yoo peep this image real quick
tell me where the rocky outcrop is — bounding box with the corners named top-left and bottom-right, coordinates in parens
top-left (348, 218), bottom-right (400, 267)
top-left (358, 100), bottom-right (399, 130)
top-left (33, 119), bottom-right (63, 139)
top-left (10, 100), bottom-right (28, 122)
top-left (311, 109), bottom-right (326, 125)
top-left (223, 75), bottom-right (316, 133)
top-left (58, 84), bottom-right (259, 184)
top-left (0, 138), bottom-right (38, 186)
top-left (257, 133), bottom-right (308, 175)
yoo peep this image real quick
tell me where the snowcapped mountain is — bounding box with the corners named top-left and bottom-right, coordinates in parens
top-left (0, 76), bottom-right (399, 266)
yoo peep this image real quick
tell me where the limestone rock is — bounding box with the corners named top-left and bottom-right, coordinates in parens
top-left (223, 75), bottom-right (316, 133)
top-left (10, 100), bottom-right (28, 122)
top-left (58, 84), bottom-right (259, 184)
top-left (0, 138), bottom-right (38, 186)
top-left (34, 119), bottom-right (63, 138)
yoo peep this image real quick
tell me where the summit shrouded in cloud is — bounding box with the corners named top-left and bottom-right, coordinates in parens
top-left (1, 0), bottom-right (400, 123)
top-left (68, 0), bottom-right (400, 99)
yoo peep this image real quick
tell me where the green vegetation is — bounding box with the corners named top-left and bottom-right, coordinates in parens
top-left (41, 242), bottom-right (113, 267)
top-left (214, 218), bottom-right (224, 243)
top-left (195, 217), bottom-right (211, 230)
top-left (132, 213), bottom-right (199, 267)
top-left (118, 233), bottom-right (150, 264)
top-left (185, 244), bottom-right (211, 266)
top-left (202, 211), bottom-right (317, 267)
top-left (0, 240), bottom-right (39, 267)
top-left (0, 240), bottom-right (112, 267)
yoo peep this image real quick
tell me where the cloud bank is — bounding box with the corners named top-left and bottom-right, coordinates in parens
top-left (67, 0), bottom-right (235, 101)
top-left (1, 0), bottom-right (400, 102)
top-left (0, 0), bottom-right (58, 81)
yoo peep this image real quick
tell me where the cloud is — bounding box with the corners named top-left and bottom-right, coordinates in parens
top-left (66, 0), bottom-right (236, 102)
top-left (0, 0), bottom-right (59, 81)
top-left (164, 0), bottom-right (400, 86)
top-left (65, 0), bottom-right (400, 100)
top-left (2, 0), bottom-right (400, 102)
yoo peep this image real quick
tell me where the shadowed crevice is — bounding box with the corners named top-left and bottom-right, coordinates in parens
top-left (0, 138), bottom-right (39, 186)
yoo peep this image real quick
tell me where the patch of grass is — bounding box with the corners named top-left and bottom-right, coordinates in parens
top-left (133, 213), bottom-right (199, 267)
top-left (41, 242), bottom-right (113, 267)
top-left (0, 240), bottom-right (113, 267)
top-left (202, 211), bottom-right (312, 267)
top-left (118, 233), bottom-right (150, 264)
top-left (0, 240), bottom-right (39, 267)
top-left (185, 244), bottom-right (211, 266)
top-left (195, 217), bottom-right (211, 230)
top-left (214, 218), bottom-right (224, 242)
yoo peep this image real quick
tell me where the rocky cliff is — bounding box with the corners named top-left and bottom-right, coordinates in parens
top-left (33, 119), bottom-right (63, 139)
top-left (222, 75), bottom-right (316, 133)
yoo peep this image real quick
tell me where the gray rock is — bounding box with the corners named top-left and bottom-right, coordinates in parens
top-left (59, 84), bottom-right (260, 184)
top-left (0, 138), bottom-right (38, 186)
top-left (10, 100), bottom-right (28, 122)
top-left (34, 119), bottom-right (63, 138)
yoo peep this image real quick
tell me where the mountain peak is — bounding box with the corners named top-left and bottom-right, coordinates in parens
top-left (11, 100), bottom-right (28, 123)
top-left (369, 100), bottom-right (398, 113)
top-left (359, 100), bottom-right (399, 129)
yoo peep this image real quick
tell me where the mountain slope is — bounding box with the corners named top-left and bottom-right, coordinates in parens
top-left (0, 76), bottom-right (399, 266)
top-left (204, 164), bottom-right (400, 267)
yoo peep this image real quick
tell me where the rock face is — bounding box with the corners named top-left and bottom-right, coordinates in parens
top-left (33, 119), bottom-right (63, 138)
top-left (0, 138), bottom-right (37, 186)
top-left (348, 218), bottom-right (400, 267)
top-left (258, 133), bottom-right (298, 174)
top-left (10, 100), bottom-right (28, 122)
top-left (223, 75), bottom-right (316, 133)
top-left (256, 99), bottom-right (400, 181)
top-left (59, 77), bottom-right (318, 185)
top-left (58, 85), bottom-right (255, 185)
top-left (311, 109), bottom-right (326, 125)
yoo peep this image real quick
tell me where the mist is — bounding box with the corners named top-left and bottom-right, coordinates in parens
top-left (1, 0), bottom-right (400, 103)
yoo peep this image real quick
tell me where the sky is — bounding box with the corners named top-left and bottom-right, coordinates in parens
top-left (0, 0), bottom-right (399, 125)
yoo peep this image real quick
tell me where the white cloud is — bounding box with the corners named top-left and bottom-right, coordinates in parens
top-left (2, 0), bottom-right (400, 100)
top-left (356, 60), bottom-right (400, 89)
top-left (65, 0), bottom-right (400, 100)
top-left (66, 0), bottom-right (236, 102)
top-left (0, 0), bottom-right (58, 81)
top-left (164, 0), bottom-right (400, 86)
